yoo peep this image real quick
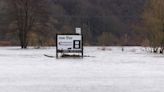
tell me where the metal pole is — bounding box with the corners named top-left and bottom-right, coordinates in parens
top-left (56, 34), bottom-right (58, 59)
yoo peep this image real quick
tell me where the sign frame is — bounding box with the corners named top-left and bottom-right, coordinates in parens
top-left (56, 34), bottom-right (83, 58)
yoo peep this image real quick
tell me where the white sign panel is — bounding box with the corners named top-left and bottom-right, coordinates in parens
top-left (57, 35), bottom-right (82, 51)
top-left (75, 28), bottom-right (81, 34)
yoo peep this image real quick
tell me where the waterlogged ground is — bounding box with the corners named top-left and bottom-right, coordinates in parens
top-left (0, 47), bottom-right (164, 92)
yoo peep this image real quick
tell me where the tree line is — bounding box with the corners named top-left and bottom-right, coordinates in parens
top-left (0, 0), bottom-right (163, 54)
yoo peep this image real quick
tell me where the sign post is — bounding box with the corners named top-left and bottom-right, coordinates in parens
top-left (56, 34), bottom-right (83, 58)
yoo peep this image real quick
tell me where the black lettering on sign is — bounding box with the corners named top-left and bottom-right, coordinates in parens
top-left (66, 36), bottom-right (72, 40)
top-left (59, 37), bottom-right (65, 39)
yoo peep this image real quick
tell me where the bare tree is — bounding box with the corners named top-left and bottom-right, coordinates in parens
top-left (8, 0), bottom-right (48, 48)
top-left (143, 0), bottom-right (164, 53)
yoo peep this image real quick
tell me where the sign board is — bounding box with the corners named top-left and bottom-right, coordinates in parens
top-left (56, 34), bottom-right (83, 58)
top-left (75, 28), bottom-right (81, 34)
top-left (57, 35), bottom-right (82, 51)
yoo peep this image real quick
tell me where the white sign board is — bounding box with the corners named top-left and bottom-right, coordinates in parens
top-left (75, 28), bottom-right (81, 34)
top-left (57, 35), bottom-right (82, 51)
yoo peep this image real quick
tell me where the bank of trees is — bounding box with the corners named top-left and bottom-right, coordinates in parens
top-left (0, 0), bottom-right (147, 48)
top-left (1, 0), bottom-right (164, 53)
